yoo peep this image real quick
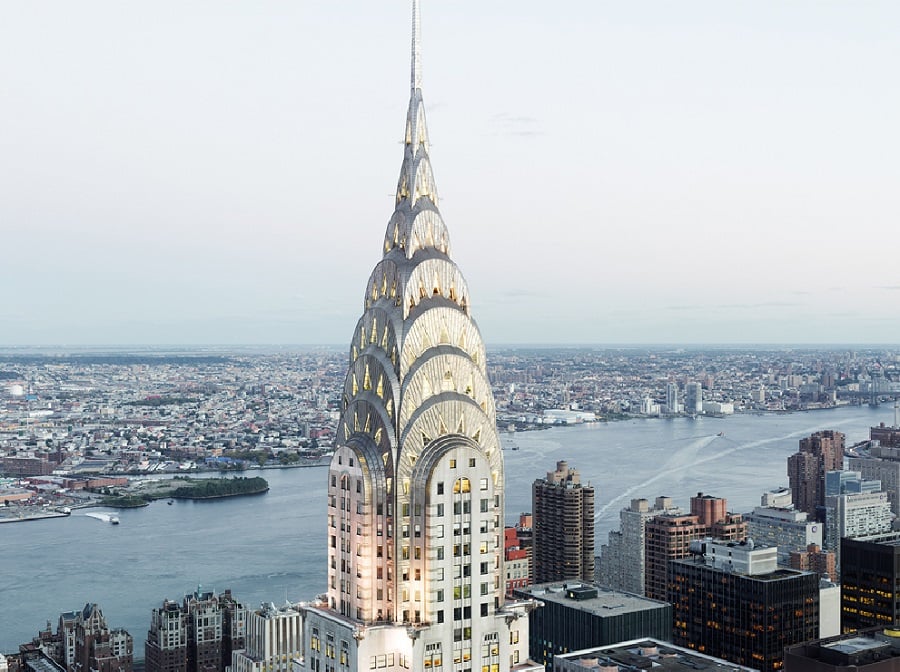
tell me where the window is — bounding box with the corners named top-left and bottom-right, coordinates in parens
top-left (480, 498), bottom-right (489, 512)
top-left (437, 503), bottom-right (444, 517)
top-left (437, 482), bottom-right (444, 495)
top-left (469, 458), bottom-right (476, 467)
top-left (449, 459), bottom-right (456, 468)
top-left (435, 524), bottom-right (444, 538)
top-left (480, 478), bottom-right (488, 491)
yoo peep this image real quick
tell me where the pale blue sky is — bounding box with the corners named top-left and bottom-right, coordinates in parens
top-left (1, 2), bottom-right (898, 345)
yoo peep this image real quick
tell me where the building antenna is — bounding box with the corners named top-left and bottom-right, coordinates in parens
top-left (411, 0), bottom-right (422, 92)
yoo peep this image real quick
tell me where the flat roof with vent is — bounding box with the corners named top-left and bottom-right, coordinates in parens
top-left (517, 582), bottom-right (668, 617)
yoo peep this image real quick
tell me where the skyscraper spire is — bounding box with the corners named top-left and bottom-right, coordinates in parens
top-left (304, 3), bottom-right (535, 668)
top-left (411, 0), bottom-right (422, 92)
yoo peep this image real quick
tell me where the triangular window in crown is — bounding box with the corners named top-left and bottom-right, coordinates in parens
top-left (439, 324), bottom-right (450, 345)
top-left (374, 427), bottom-right (383, 446)
top-left (472, 427), bottom-right (481, 443)
top-left (421, 431), bottom-right (431, 448)
top-left (363, 365), bottom-right (372, 391)
top-left (376, 374), bottom-right (384, 399)
top-left (352, 372), bottom-right (359, 396)
top-left (438, 414), bottom-right (448, 436)
top-left (457, 417), bottom-right (465, 435)
top-left (364, 413), bottom-right (371, 434)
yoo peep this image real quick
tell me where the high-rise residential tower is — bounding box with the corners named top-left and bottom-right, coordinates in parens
top-left (600, 496), bottom-right (681, 595)
top-left (300, 3), bottom-right (537, 671)
top-left (788, 430), bottom-right (845, 521)
top-left (532, 461), bottom-right (595, 584)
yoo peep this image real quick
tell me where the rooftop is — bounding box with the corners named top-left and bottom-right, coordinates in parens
top-left (517, 582), bottom-right (668, 617)
top-left (555, 638), bottom-right (756, 672)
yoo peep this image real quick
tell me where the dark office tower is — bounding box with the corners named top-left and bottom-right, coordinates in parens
top-left (788, 430), bottom-right (845, 521)
top-left (670, 541), bottom-right (819, 671)
top-left (533, 460), bottom-right (595, 584)
top-left (840, 532), bottom-right (900, 632)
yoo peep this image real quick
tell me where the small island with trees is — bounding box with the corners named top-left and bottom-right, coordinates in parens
top-left (99, 476), bottom-right (268, 508)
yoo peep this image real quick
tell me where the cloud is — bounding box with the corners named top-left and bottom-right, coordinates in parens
top-left (878, 285), bottom-right (900, 291)
top-left (715, 301), bottom-right (801, 310)
top-left (489, 113), bottom-right (545, 137)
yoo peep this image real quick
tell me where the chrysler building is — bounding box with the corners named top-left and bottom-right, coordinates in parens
top-left (300, 2), bottom-right (537, 671)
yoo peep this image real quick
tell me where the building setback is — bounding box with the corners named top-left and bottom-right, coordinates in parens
top-left (669, 541), bottom-right (820, 671)
top-left (532, 461), bottom-right (595, 584)
top-left (513, 583), bottom-right (671, 671)
top-left (230, 603), bottom-right (302, 672)
top-left (17, 604), bottom-right (132, 672)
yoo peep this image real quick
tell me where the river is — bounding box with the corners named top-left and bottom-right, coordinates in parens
top-left (0, 404), bottom-right (889, 654)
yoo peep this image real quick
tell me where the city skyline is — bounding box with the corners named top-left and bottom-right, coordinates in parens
top-left (3, 1), bottom-right (899, 346)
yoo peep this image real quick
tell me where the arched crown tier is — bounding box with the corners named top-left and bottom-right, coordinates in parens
top-left (398, 352), bottom-right (495, 433)
top-left (349, 307), bottom-right (402, 378)
top-left (401, 258), bottom-right (470, 320)
top-left (382, 205), bottom-right (450, 260)
top-left (400, 306), bottom-right (486, 379)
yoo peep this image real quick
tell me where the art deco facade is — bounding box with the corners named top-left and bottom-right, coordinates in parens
top-left (300, 3), bottom-right (536, 671)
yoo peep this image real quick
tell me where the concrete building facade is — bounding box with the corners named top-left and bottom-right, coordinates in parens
top-left (532, 461), bottom-right (595, 584)
top-left (599, 496), bottom-right (680, 595)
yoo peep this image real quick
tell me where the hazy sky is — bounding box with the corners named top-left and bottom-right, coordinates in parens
top-left (2, 2), bottom-right (899, 346)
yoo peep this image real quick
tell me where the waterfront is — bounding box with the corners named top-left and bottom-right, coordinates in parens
top-left (0, 404), bottom-right (889, 654)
